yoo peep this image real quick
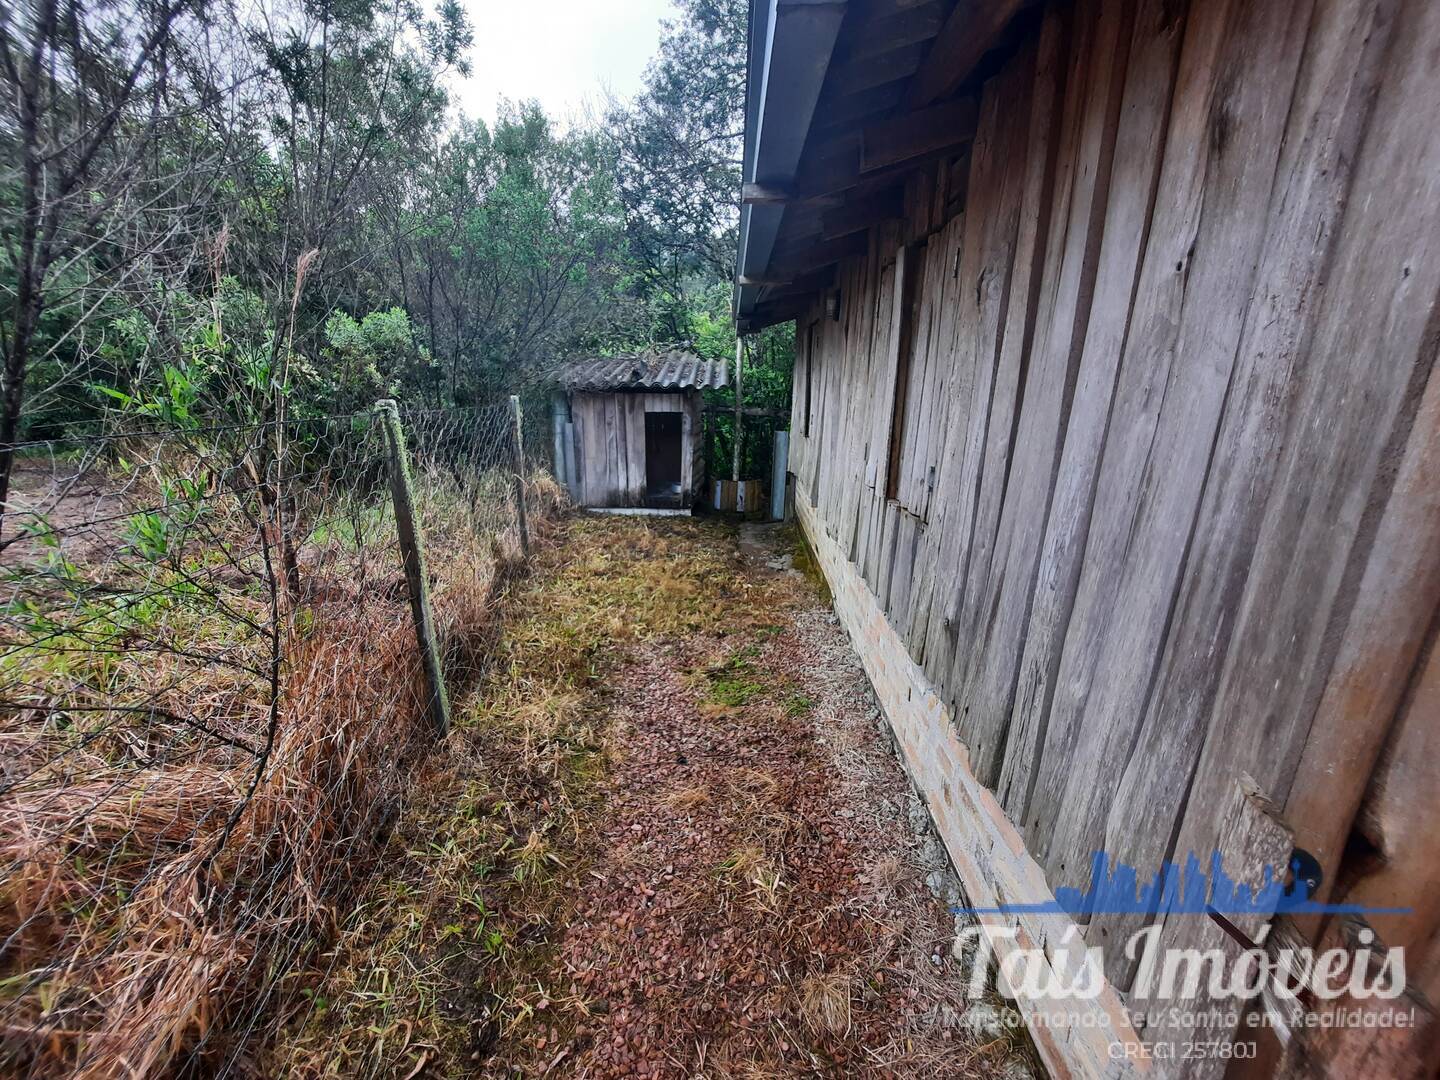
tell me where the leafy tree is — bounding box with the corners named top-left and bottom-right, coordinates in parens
top-left (2, 0), bottom-right (796, 491)
top-left (379, 105), bottom-right (636, 405)
top-left (314, 306), bottom-right (433, 411)
top-left (606, 0), bottom-right (746, 342)
top-left (0, 0), bottom-right (220, 528)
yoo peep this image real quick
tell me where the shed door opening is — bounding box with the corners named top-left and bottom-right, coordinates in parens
top-left (644, 411), bottom-right (683, 505)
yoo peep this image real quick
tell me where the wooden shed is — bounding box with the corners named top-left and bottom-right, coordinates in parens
top-left (736, 0), bottom-right (1440, 1075)
top-left (552, 351), bottom-right (725, 511)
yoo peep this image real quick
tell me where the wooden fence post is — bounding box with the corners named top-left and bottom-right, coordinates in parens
top-left (376, 399), bottom-right (450, 736)
top-left (510, 394), bottom-right (531, 558)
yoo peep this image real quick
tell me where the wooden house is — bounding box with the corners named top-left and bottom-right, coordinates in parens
top-left (736, 0), bottom-right (1440, 1075)
top-left (552, 351), bottom-right (724, 511)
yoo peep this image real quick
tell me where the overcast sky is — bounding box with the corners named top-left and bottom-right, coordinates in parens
top-left (448, 0), bottom-right (678, 127)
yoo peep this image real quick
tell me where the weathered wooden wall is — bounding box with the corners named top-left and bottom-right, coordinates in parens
top-left (571, 390), bottom-right (701, 508)
top-left (789, 0), bottom-right (1440, 1069)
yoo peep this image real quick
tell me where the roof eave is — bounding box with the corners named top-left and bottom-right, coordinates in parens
top-left (733, 0), bottom-right (848, 328)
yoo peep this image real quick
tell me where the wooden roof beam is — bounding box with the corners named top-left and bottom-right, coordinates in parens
top-left (768, 232), bottom-right (868, 277)
top-left (741, 182), bottom-right (793, 205)
top-left (905, 0), bottom-right (1032, 109)
top-left (826, 41), bottom-right (928, 97)
top-left (790, 98), bottom-right (976, 201)
top-left (860, 95), bottom-right (979, 173)
top-left (741, 182), bottom-right (845, 209)
top-left (821, 185), bottom-right (905, 239)
top-left (841, 1), bottom-right (947, 64)
top-left (757, 266), bottom-right (838, 302)
top-left (743, 295), bottom-right (812, 331)
top-left (739, 265), bottom-right (835, 292)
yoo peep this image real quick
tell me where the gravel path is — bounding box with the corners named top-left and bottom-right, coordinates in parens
top-left (501, 520), bottom-right (1033, 1078)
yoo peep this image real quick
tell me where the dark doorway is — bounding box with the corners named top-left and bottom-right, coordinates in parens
top-left (644, 411), bottom-right (684, 505)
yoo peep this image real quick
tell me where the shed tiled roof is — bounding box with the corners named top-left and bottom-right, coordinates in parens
top-left (559, 350), bottom-right (727, 391)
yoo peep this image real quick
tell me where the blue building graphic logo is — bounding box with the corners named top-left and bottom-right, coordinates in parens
top-left (955, 850), bottom-right (1409, 919)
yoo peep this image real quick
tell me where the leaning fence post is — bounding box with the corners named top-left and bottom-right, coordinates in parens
top-left (376, 399), bottom-right (450, 736)
top-left (510, 394), bottom-right (531, 558)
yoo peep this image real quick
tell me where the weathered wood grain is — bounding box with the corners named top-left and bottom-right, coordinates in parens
top-left (993, 0), bottom-right (1185, 817)
top-left (1278, 332), bottom-right (1440, 934)
top-left (955, 0), bottom-right (1140, 787)
top-left (774, 0), bottom-right (1440, 1071)
top-left (1091, 0), bottom-right (1401, 985)
top-left (940, 32), bottom-right (1045, 707)
top-left (910, 28), bottom-right (1044, 690)
top-left (1019, 0), bottom-right (1243, 871)
top-left (1137, 776), bottom-right (1293, 1079)
top-left (1161, 0), bottom-right (1440, 947)
top-left (1277, 916), bottom-right (1438, 1079)
top-left (1040, 0), bottom-right (1316, 906)
top-left (1344, 626), bottom-right (1440, 964)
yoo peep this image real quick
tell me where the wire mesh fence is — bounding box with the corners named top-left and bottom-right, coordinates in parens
top-left (0, 401), bottom-right (560, 1077)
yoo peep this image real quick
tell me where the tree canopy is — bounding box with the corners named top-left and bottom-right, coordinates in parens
top-left (0, 0), bottom-right (793, 506)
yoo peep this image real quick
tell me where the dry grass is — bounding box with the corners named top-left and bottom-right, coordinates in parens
top-left (264, 514), bottom-right (744, 1078)
top-left (258, 515), bottom-right (1036, 1079)
top-left (663, 782), bottom-right (710, 812)
top-left (861, 854), bottom-right (907, 897)
top-left (714, 845), bottom-right (788, 914)
top-left (799, 969), bottom-right (854, 1037)
top-left (1, 603), bottom-right (430, 1077)
top-left (0, 462), bottom-right (563, 1078)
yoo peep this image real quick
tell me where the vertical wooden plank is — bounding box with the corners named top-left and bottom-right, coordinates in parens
top-left (991, 0), bottom-right (1186, 812)
top-left (911, 215), bottom-right (967, 524)
top-left (635, 395), bottom-right (647, 501)
top-left (950, 0), bottom-right (1139, 781)
top-left (865, 248), bottom-right (905, 496)
top-left (903, 214), bottom-right (969, 655)
top-left (1277, 916), bottom-right (1439, 1079)
top-left (577, 394), bottom-right (602, 507)
top-left (1142, 776), bottom-right (1295, 1079)
top-left (1093, 0), bottom-right (1403, 981)
top-left (914, 28), bottom-right (1039, 687)
top-left (572, 396), bottom-right (589, 506)
top-left (1039, 0), bottom-right (1318, 896)
top-left (907, 23), bottom-right (1052, 663)
top-left (894, 236), bottom-right (942, 513)
top-left (941, 31), bottom-right (1044, 672)
top-left (1013, 0), bottom-right (1243, 859)
top-left (1342, 624), bottom-right (1440, 961)
top-left (1282, 356), bottom-right (1440, 905)
top-left (909, 15), bottom-right (1060, 668)
top-left (602, 394), bottom-right (619, 506)
top-left (1162, 0), bottom-right (1440, 933)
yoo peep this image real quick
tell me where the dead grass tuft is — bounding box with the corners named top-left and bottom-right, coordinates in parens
top-left (862, 854), bottom-right (907, 896)
top-left (715, 846), bottom-right (787, 912)
top-left (799, 969), bottom-right (854, 1037)
top-left (1, 603), bottom-right (431, 1078)
top-left (664, 782), bottom-right (711, 812)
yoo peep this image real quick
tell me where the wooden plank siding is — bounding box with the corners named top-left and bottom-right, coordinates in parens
top-left (570, 390), bottom-right (701, 509)
top-left (785, 0), bottom-right (1440, 1072)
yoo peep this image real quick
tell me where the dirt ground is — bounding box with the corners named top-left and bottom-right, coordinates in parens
top-left (275, 515), bottom-right (1035, 1079)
